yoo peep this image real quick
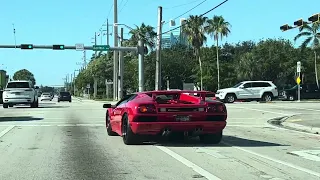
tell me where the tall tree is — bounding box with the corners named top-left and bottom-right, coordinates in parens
top-left (13, 69), bottom-right (36, 85)
top-left (294, 22), bottom-right (320, 88)
top-left (128, 23), bottom-right (157, 50)
top-left (206, 15), bottom-right (231, 89)
top-left (182, 15), bottom-right (207, 90)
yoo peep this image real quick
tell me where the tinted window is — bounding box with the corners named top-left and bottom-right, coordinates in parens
top-left (252, 82), bottom-right (271, 88)
top-left (232, 83), bottom-right (243, 88)
top-left (7, 82), bottom-right (30, 88)
top-left (243, 83), bottom-right (252, 88)
top-left (60, 92), bottom-right (70, 96)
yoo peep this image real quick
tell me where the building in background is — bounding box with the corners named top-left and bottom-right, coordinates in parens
top-left (161, 18), bottom-right (189, 49)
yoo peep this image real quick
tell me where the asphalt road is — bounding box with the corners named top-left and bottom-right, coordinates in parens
top-left (0, 99), bottom-right (319, 180)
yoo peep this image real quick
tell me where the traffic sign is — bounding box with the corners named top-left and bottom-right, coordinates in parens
top-left (297, 61), bottom-right (301, 73)
top-left (296, 76), bottom-right (301, 84)
top-left (75, 43), bottom-right (84, 51)
top-left (93, 45), bottom-right (110, 51)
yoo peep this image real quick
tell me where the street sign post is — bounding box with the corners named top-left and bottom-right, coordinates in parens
top-left (297, 61), bottom-right (301, 102)
top-left (75, 44), bottom-right (84, 51)
top-left (93, 45), bottom-right (110, 51)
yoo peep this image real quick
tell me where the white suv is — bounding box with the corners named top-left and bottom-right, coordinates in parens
top-left (2, 80), bottom-right (39, 108)
top-left (215, 81), bottom-right (278, 103)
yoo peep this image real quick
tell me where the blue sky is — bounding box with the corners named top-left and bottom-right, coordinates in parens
top-left (0, 0), bottom-right (318, 86)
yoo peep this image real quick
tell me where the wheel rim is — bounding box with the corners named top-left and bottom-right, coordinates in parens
top-left (289, 96), bottom-right (294, 100)
top-left (228, 96), bottom-right (234, 102)
top-left (265, 95), bottom-right (272, 101)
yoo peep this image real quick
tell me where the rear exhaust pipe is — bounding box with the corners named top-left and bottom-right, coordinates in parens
top-left (162, 128), bottom-right (171, 136)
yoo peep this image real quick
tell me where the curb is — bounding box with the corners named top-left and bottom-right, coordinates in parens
top-left (268, 116), bottom-right (320, 135)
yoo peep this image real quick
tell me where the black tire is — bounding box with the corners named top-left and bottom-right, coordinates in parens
top-left (9, 104), bottom-right (13, 107)
top-left (224, 94), bottom-right (236, 103)
top-left (261, 93), bottom-right (273, 102)
top-left (69, 100), bottom-right (71, 103)
top-left (3, 104), bottom-right (8, 108)
top-left (106, 113), bottom-right (117, 136)
top-left (199, 131), bottom-right (223, 144)
top-left (288, 95), bottom-right (295, 101)
top-left (122, 114), bottom-right (140, 145)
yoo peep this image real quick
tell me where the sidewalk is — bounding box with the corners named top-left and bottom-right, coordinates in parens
top-left (281, 114), bottom-right (320, 134)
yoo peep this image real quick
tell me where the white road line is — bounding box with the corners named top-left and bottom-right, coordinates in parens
top-left (268, 104), bottom-right (320, 112)
top-left (222, 142), bottom-right (320, 178)
top-left (288, 150), bottom-right (320, 162)
top-left (0, 125), bottom-right (15, 138)
top-left (231, 106), bottom-right (293, 116)
top-left (226, 125), bottom-right (266, 127)
top-left (156, 146), bottom-right (221, 180)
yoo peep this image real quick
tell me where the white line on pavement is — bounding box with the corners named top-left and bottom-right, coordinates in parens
top-left (267, 104), bottom-right (320, 112)
top-left (156, 146), bottom-right (222, 180)
top-left (0, 125), bottom-right (15, 138)
top-left (222, 142), bottom-right (320, 178)
top-left (230, 106), bottom-right (293, 116)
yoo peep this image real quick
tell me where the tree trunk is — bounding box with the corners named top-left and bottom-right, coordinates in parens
top-left (216, 37), bottom-right (220, 90)
top-left (197, 48), bottom-right (203, 91)
top-left (314, 51), bottom-right (319, 88)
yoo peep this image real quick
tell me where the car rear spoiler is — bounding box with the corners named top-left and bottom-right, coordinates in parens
top-left (146, 90), bottom-right (211, 102)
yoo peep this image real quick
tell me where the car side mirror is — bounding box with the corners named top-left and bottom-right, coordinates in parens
top-left (103, 104), bottom-right (112, 108)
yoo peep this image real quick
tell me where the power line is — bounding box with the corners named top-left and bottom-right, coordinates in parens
top-left (120, 0), bottom-right (129, 12)
top-left (163, 0), bottom-right (204, 9)
top-left (162, 0), bottom-right (207, 27)
top-left (159, 0), bottom-right (229, 36)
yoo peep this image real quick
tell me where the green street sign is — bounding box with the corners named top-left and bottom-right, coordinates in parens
top-left (93, 45), bottom-right (110, 51)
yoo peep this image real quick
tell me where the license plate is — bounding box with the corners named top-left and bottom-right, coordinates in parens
top-left (175, 115), bottom-right (190, 122)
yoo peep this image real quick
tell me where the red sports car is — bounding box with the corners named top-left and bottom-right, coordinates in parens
top-left (103, 90), bottom-right (227, 145)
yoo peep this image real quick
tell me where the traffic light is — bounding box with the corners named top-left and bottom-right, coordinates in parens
top-left (20, 44), bottom-right (33, 49)
top-left (308, 13), bottom-right (320, 23)
top-left (294, 19), bottom-right (304, 27)
top-left (280, 24), bottom-right (292, 32)
top-left (52, 44), bottom-right (64, 50)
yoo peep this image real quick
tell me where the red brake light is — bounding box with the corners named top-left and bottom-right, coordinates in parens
top-left (137, 104), bottom-right (156, 113)
top-left (207, 104), bottom-right (226, 113)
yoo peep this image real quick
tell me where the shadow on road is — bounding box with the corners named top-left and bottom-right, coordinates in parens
top-left (154, 135), bottom-right (288, 147)
top-left (0, 116), bottom-right (43, 122)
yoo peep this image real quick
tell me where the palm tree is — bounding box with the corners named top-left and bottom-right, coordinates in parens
top-left (206, 15), bottom-right (231, 90)
top-left (128, 23), bottom-right (157, 50)
top-left (294, 22), bottom-right (320, 88)
top-left (182, 15), bottom-right (207, 90)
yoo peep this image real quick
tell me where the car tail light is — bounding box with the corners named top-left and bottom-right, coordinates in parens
top-left (137, 104), bottom-right (156, 113)
top-left (207, 104), bottom-right (226, 113)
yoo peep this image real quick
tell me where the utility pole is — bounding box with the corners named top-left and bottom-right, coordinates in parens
top-left (94, 32), bottom-right (97, 57)
top-left (113, 0), bottom-right (119, 100)
top-left (83, 50), bottom-right (87, 69)
top-left (155, 6), bottom-right (163, 90)
top-left (138, 39), bottom-right (145, 92)
top-left (106, 19), bottom-right (110, 46)
top-left (118, 28), bottom-right (124, 99)
top-left (73, 71), bottom-right (76, 96)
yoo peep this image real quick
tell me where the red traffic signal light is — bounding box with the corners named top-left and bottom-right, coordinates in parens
top-left (280, 24), bottom-right (292, 32)
top-left (294, 19), bottom-right (304, 27)
top-left (308, 13), bottom-right (320, 23)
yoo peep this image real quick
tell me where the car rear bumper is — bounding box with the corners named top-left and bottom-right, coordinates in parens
top-left (130, 121), bottom-right (227, 135)
top-left (3, 98), bottom-right (33, 104)
top-left (58, 97), bottom-right (71, 101)
top-left (40, 98), bottom-right (51, 101)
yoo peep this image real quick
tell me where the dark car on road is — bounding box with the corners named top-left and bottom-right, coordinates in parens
top-left (58, 91), bottom-right (71, 102)
top-left (278, 83), bottom-right (320, 101)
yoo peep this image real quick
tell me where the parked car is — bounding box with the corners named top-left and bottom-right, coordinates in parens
top-left (278, 83), bottom-right (320, 101)
top-left (215, 81), bottom-right (278, 103)
top-left (103, 90), bottom-right (227, 145)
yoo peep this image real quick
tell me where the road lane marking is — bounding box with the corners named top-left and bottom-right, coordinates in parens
top-left (0, 125), bottom-right (15, 138)
top-left (156, 146), bottom-right (222, 180)
top-left (268, 104), bottom-right (320, 112)
top-left (222, 142), bottom-right (320, 178)
top-left (286, 119), bottom-right (303, 122)
top-left (287, 150), bottom-right (320, 162)
top-left (230, 106), bottom-right (293, 116)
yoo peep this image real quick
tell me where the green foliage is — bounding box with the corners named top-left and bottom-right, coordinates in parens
top-left (13, 69), bottom-right (36, 85)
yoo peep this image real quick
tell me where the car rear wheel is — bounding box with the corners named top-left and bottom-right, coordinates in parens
top-left (106, 113), bottom-right (117, 136)
top-left (262, 93), bottom-right (273, 102)
top-left (9, 104), bottom-right (13, 107)
top-left (122, 114), bottom-right (140, 145)
top-left (3, 104), bottom-right (8, 108)
top-left (199, 131), bottom-right (222, 144)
